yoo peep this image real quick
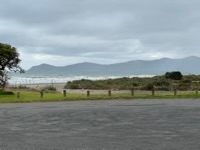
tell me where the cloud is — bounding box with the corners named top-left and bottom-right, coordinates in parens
top-left (1, 0), bottom-right (200, 69)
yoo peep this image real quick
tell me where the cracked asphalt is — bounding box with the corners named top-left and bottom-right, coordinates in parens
top-left (0, 99), bottom-right (200, 150)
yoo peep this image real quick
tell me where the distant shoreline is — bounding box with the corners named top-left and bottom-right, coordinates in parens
top-left (8, 82), bottom-right (66, 93)
top-left (9, 74), bottom-right (155, 85)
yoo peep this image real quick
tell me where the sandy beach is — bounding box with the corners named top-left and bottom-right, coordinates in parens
top-left (21, 83), bottom-right (66, 92)
top-left (16, 83), bottom-right (133, 95)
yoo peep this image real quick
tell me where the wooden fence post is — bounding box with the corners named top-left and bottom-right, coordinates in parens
top-left (152, 88), bottom-right (155, 96)
top-left (131, 88), bottom-right (134, 96)
top-left (40, 91), bottom-right (44, 98)
top-left (195, 87), bottom-right (198, 95)
top-left (174, 88), bottom-right (177, 96)
top-left (108, 90), bottom-right (111, 96)
top-left (63, 90), bottom-right (66, 97)
top-left (87, 90), bottom-right (90, 97)
top-left (17, 92), bottom-right (20, 98)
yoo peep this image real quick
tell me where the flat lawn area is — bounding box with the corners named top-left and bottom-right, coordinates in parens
top-left (1, 90), bottom-right (200, 103)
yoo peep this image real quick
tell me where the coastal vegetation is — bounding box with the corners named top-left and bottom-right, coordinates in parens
top-left (65, 72), bottom-right (200, 91)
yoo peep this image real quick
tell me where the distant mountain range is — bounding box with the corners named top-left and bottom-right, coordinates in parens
top-left (26, 56), bottom-right (200, 75)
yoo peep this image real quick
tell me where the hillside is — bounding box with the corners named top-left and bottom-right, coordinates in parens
top-left (26, 56), bottom-right (200, 75)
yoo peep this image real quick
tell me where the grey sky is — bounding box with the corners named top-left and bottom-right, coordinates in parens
top-left (1, 0), bottom-right (200, 69)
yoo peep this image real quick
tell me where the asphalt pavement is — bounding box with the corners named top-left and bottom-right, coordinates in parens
top-left (0, 99), bottom-right (200, 150)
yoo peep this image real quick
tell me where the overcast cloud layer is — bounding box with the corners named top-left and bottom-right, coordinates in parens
top-left (1, 0), bottom-right (200, 69)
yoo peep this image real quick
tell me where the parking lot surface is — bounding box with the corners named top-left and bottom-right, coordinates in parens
top-left (0, 99), bottom-right (200, 150)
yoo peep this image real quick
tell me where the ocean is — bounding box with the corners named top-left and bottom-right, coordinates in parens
top-left (9, 74), bottom-right (155, 85)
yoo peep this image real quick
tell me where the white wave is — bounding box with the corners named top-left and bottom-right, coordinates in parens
top-left (9, 75), bottom-right (155, 85)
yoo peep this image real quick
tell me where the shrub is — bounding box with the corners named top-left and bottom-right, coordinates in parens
top-left (182, 79), bottom-right (191, 83)
top-left (156, 86), bottom-right (170, 91)
top-left (153, 80), bottom-right (170, 86)
top-left (0, 90), bottom-right (14, 95)
top-left (132, 82), bottom-right (139, 87)
top-left (177, 83), bottom-right (191, 91)
top-left (43, 85), bottom-right (57, 91)
top-left (68, 84), bottom-right (82, 89)
top-left (141, 83), bottom-right (154, 91)
top-left (18, 85), bottom-right (28, 89)
top-left (165, 71), bottom-right (183, 80)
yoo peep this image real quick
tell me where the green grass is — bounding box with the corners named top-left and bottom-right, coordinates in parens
top-left (0, 90), bottom-right (200, 103)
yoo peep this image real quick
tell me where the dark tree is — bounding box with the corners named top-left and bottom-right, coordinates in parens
top-left (0, 43), bottom-right (24, 88)
top-left (165, 71), bottom-right (183, 80)
top-left (0, 43), bottom-right (23, 72)
top-left (0, 70), bottom-right (10, 89)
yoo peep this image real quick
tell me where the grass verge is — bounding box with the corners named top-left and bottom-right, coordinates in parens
top-left (0, 90), bottom-right (200, 103)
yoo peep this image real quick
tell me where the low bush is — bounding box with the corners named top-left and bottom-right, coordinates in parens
top-left (165, 71), bottom-right (183, 80)
top-left (65, 83), bottom-right (82, 89)
top-left (141, 83), bottom-right (154, 91)
top-left (0, 90), bottom-right (14, 95)
top-left (42, 85), bottom-right (57, 91)
top-left (177, 83), bottom-right (191, 91)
